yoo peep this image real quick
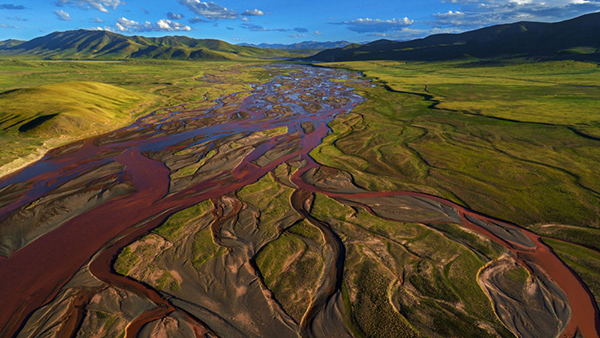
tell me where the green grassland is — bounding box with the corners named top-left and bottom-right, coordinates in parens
top-left (237, 172), bottom-right (297, 238)
top-left (113, 235), bottom-right (181, 291)
top-left (0, 58), bottom-right (283, 176)
top-left (543, 238), bottom-right (600, 305)
top-left (314, 60), bottom-right (600, 232)
top-left (254, 221), bottom-right (325, 323)
top-left (152, 200), bottom-right (213, 242)
top-left (312, 59), bottom-right (600, 309)
top-left (310, 193), bottom-right (511, 337)
top-left (0, 81), bottom-right (144, 171)
top-left (151, 199), bottom-right (227, 270)
top-left (239, 173), bottom-right (325, 323)
top-left (115, 199), bottom-right (216, 290)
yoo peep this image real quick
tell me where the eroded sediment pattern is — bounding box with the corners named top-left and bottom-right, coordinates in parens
top-left (0, 65), bottom-right (598, 338)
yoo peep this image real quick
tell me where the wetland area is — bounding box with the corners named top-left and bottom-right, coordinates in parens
top-left (0, 62), bottom-right (599, 338)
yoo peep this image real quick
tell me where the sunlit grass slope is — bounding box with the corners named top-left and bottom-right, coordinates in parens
top-left (1, 81), bottom-right (143, 136)
top-left (0, 81), bottom-right (144, 173)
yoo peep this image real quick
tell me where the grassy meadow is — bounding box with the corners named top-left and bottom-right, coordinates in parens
top-left (313, 59), bottom-right (600, 304)
top-left (310, 193), bottom-right (511, 337)
top-left (0, 58), bottom-right (278, 176)
top-left (314, 60), bottom-right (600, 231)
top-left (543, 238), bottom-right (600, 306)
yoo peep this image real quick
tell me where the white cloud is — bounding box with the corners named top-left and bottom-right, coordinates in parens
top-left (241, 9), bottom-right (264, 16)
top-left (0, 23), bottom-right (19, 28)
top-left (434, 10), bottom-right (465, 18)
top-left (53, 10), bottom-right (71, 21)
top-left (313, 30), bottom-right (322, 36)
top-left (167, 12), bottom-right (184, 20)
top-left (115, 17), bottom-right (192, 32)
top-left (0, 4), bottom-right (25, 10)
top-left (177, 0), bottom-right (237, 20)
top-left (89, 26), bottom-right (112, 31)
top-left (432, 10), bottom-right (470, 25)
top-left (336, 17), bottom-right (414, 33)
top-left (371, 27), bottom-right (463, 39)
top-left (288, 33), bottom-right (306, 38)
top-left (189, 16), bottom-right (209, 23)
top-left (90, 17), bottom-right (104, 23)
top-left (241, 17), bottom-right (248, 21)
top-left (240, 23), bottom-right (289, 32)
top-left (6, 15), bottom-right (27, 21)
top-left (433, 0), bottom-right (600, 27)
top-left (54, 0), bottom-right (123, 13)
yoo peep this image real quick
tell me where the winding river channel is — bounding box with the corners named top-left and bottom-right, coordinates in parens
top-left (0, 65), bottom-right (598, 337)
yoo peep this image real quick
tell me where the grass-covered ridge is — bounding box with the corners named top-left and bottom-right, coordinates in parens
top-left (0, 30), bottom-right (308, 60)
top-left (0, 81), bottom-right (143, 136)
top-left (309, 12), bottom-right (600, 62)
top-left (0, 81), bottom-right (145, 175)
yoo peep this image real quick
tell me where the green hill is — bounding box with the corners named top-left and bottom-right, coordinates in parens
top-left (0, 30), bottom-right (298, 60)
top-left (0, 39), bottom-right (23, 49)
top-left (310, 12), bottom-right (600, 62)
top-left (0, 81), bottom-right (145, 175)
top-left (0, 81), bottom-right (144, 135)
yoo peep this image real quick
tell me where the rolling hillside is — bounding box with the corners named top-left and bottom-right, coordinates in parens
top-left (0, 30), bottom-right (299, 60)
top-left (309, 12), bottom-right (600, 62)
top-left (0, 81), bottom-right (143, 136)
top-left (0, 81), bottom-right (146, 175)
top-left (0, 39), bottom-right (23, 49)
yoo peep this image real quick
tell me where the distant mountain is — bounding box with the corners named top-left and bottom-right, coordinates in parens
top-left (309, 12), bottom-right (600, 62)
top-left (0, 39), bottom-right (24, 49)
top-left (240, 41), bottom-right (352, 51)
top-left (0, 30), bottom-right (297, 60)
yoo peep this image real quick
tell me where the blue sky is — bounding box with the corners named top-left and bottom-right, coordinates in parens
top-left (1, 0), bottom-right (600, 43)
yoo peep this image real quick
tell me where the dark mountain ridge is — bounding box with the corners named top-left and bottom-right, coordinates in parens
top-left (309, 12), bottom-right (600, 62)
